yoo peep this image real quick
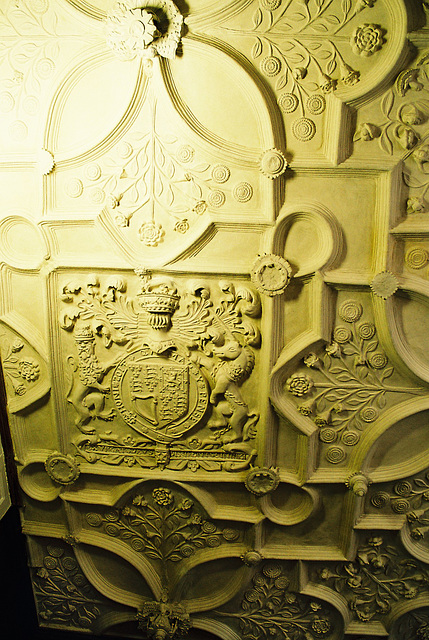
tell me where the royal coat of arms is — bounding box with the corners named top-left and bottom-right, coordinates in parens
top-left (59, 271), bottom-right (261, 472)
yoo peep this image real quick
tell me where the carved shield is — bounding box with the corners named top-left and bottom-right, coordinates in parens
top-left (111, 348), bottom-right (208, 443)
top-left (129, 362), bottom-right (189, 426)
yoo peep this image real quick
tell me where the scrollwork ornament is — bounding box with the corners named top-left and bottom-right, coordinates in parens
top-left (251, 254), bottom-right (292, 296)
top-left (245, 466), bottom-right (280, 496)
top-left (406, 247), bottom-right (429, 269)
top-left (45, 452), bottom-right (80, 485)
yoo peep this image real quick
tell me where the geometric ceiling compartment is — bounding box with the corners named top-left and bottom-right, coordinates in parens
top-left (2, 1), bottom-right (429, 639)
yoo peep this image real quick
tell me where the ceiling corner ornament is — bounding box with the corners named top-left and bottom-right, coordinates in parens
top-left (245, 466), bottom-right (280, 496)
top-left (259, 148), bottom-right (288, 179)
top-left (44, 453), bottom-right (80, 485)
top-left (346, 472), bottom-right (370, 497)
top-left (106, 0), bottom-right (183, 61)
top-left (370, 271), bottom-right (399, 299)
top-left (136, 590), bottom-right (191, 640)
top-left (251, 254), bottom-right (292, 296)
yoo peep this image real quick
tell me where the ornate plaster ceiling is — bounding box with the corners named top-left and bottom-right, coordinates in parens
top-left (2, 1), bottom-right (429, 639)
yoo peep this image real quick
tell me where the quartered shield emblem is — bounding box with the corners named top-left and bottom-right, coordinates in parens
top-left (130, 362), bottom-right (189, 426)
top-left (111, 348), bottom-right (208, 443)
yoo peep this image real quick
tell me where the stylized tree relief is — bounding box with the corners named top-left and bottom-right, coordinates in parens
top-left (85, 487), bottom-right (241, 566)
top-left (215, 562), bottom-right (335, 640)
top-left (318, 535), bottom-right (429, 623)
top-left (205, 0), bottom-right (385, 140)
top-left (60, 271), bottom-right (261, 472)
top-left (284, 300), bottom-right (426, 464)
top-left (370, 470), bottom-right (429, 540)
top-left (33, 544), bottom-right (105, 631)
top-left (74, 95), bottom-right (235, 247)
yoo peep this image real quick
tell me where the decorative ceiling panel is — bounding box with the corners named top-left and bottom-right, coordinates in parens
top-left (2, 1), bottom-right (429, 639)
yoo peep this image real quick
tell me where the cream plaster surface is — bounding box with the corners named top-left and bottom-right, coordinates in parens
top-left (1, 1), bottom-right (429, 639)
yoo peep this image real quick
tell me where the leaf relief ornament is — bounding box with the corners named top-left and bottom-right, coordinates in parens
top-left (319, 535), bottom-right (429, 623)
top-left (206, 0), bottom-right (384, 141)
top-left (215, 562), bottom-right (335, 640)
top-left (33, 544), bottom-right (105, 631)
top-left (85, 487), bottom-right (241, 565)
top-left (285, 300), bottom-right (425, 463)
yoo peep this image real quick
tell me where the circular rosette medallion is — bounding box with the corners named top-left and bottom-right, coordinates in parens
top-left (111, 348), bottom-right (208, 443)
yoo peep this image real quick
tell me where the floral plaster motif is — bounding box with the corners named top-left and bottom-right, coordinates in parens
top-left (318, 535), bottom-right (429, 623)
top-left (73, 106), bottom-right (235, 246)
top-left (350, 23), bottom-right (385, 57)
top-left (285, 300), bottom-right (425, 464)
top-left (215, 563), bottom-right (336, 640)
top-left (0, 0), bottom-right (60, 122)
top-left (353, 50), bottom-right (429, 216)
top-left (33, 544), bottom-right (106, 631)
top-left (0, 334), bottom-right (40, 396)
top-left (393, 608), bottom-right (429, 640)
top-left (86, 487), bottom-right (241, 564)
top-left (208, 0), bottom-right (386, 141)
top-left (370, 469), bottom-right (429, 540)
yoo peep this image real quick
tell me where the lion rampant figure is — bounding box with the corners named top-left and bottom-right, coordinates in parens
top-left (67, 326), bottom-right (115, 433)
top-left (192, 338), bottom-right (258, 442)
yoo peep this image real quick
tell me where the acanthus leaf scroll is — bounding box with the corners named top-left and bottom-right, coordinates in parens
top-left (59, 272), bottom-right (261, 473)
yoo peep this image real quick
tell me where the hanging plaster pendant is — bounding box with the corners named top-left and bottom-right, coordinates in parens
top-left (106, 0), bottom-right (184, 61)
